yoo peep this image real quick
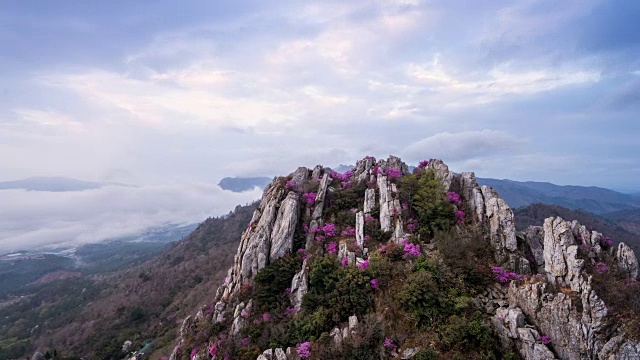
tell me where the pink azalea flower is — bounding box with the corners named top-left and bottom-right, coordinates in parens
top-left (296, 342), bottom-right (312, 358)
top-left (370, 278), bottom-right (379, 289)
top-left (358, 259), bottom-right (369, 269)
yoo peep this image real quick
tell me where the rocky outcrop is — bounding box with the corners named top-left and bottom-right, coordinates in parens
top-left (492, 307), bottom-right (556, 360)
top-left (425, 160), bottom-right (530, 273)
top-left (356, 211), bottom-right (365, 248)
top-left (543, 217), bottom-right (584, 288)
top-left (500, 216), bottom-right (640, 360)
top-left (311, 173), bottom-right (330, 222)
top-left (290, 259), bottom-right (309, 311)
top-left (174, 156), bottom-right (640, 360)
top-left (616, 243), bottom-right (639, 279)
top-left (377, 174), bottom-right (397, 233)
top-left (364, 188), bottom-right (376, 215)
top-left (270, 192), bottom-right (300, 261)
top-left (352, 156), bottom-right (376, 183)
top-left (330, 315), bottom-right (360, 347)
top-left (306, 173), bottom-right (331, 248)
top-left (212, 171), bottom-right (306, 324)
top-left (521, 226), bottom-right (545, 270)
top-left (256, 347), bottom-right (292, 360)
top-left (375, 156), bottom-right (408, 237)
top-left (483, 186), bottom-right (519, 256)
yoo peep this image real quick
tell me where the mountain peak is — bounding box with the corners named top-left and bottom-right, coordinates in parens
top-left (168, 155), bottom-right (640, 359)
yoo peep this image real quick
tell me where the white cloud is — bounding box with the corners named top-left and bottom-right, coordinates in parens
top-left (0, 183), bottom-right (261, 253)
top-left (406, 58), bottom-right (601, 106)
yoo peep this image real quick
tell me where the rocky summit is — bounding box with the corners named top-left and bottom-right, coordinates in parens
top-left (169, 156), bottom-right (640, 360)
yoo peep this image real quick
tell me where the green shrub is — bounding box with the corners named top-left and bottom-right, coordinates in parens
top-left (441, 313), bottom-right (496, 356)
top-left (398, 271), bottom-right (455, 327)
top-left (408, 171), bottom-right (455, 237)
top-left (303, 257), bottom-right (342, 311)
top-left (503, 352), bottom-right (521, 360)
top-left (435, 229), bottom-right (494, 291)
top-left (329, 269), bottom-right (374, 322)
top-left (327, 183), bottom-right (367, 214)
top-left (413, 348), bottom-right (441, 360)
top-left (302, 257), bottom-right (374, 328)
top-left (285, 307), bottom-right (332, 342)
top-left (365, 222), bottom-right (392, 246)
top-left (335, 210), bottom-right (357, 227)
top-left (253, 254), bottom-right (302, 312)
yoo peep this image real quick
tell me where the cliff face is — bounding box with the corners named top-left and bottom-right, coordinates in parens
top-left (500, 218), bottom-right (640, 360)
top-left (170, 156), bottom-right (640, 360)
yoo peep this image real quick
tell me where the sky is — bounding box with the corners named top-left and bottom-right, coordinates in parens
top-left (1, 0), bottom-right (639, 252)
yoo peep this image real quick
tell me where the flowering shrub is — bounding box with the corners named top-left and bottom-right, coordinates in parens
top-left (331, 170), bottom-right (353, 181)
top-left (190, 347), bottom-right (199, 359)
top-left (370, 278), bottom-right (379, 289)
top-left (208, 342), bottom-right (218, 357)
top-left (341, 226), bottom-right (356, 236)
top-left (302, 192), bottom-right (317, 206)
top-left (240, 337), bottom-right (249, 346)
top-left (379, 245), bottom-right (387, 253)
top-left (383, 337), bottom-right (397, 351)
top-left (284, 306), bottom-right (297, 316)
top-left (404, 242), bottom-right (422, 258)
top-left (601, 236), bottom-right (613, 247)
top-left (364, 215), bottom-right (376, 223)
top-left (455, 210), bottom-right (465, 224)
top-left (341, 181), bottom-right (352, 188)
top-left (327, 242), bottom-right (337, 254)
top-left (372, 165), bottom-right (380, 175)
top-left (541, 335), bottom-right (552, 345)
top-left (322, 223), bottom-right (338, 237)
top-left (341, 257), bottom-right (349, 267)
top-left (358, 259), bottom-right (370, 269)
top-left (407, 217), bottom-right (417, 233)
top-left (419, 160), bottom-right (430, 168)
top-left (285, 180), bottom-right (296, 190)
top-left (297, 341), bottom-right (312, 358)
top-left (491, 266), bottom-right (522, 286)
top-left (262, 312), bottom-right (271, 322)
top-left (595, 262), bottom-right (609, 274)
top-left (445, 192), bottom-right (462, 206)
top-left (387, 168), bottom-right (403, 179)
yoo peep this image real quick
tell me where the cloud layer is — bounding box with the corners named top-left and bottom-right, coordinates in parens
top-left (0, 184), bottom-right (261, 253)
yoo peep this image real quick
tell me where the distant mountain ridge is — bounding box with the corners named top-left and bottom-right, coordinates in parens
top-left (477, 178), bottom-right (640, 214)
top-left (218, 176), bottom-right (271, 192)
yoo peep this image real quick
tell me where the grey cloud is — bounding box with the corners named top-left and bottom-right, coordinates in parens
top-left (402, 130), bottom-right (522, 162)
